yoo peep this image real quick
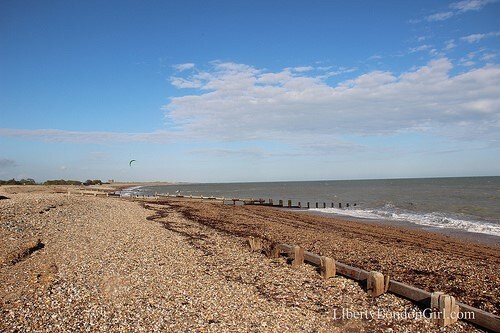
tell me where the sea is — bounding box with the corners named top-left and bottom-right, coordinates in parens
top-left (121, 176), bottom-right (500, 243)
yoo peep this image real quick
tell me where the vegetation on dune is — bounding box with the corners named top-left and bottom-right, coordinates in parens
top-left (0, 178), bottom-right (36, 185)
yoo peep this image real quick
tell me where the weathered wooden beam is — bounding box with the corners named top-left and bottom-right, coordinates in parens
top-left (387, 281), bottom-right (431, 303)
top-left (336, 262), bottom-right (369, 281)
top-left (456, 302), bottom-right (500, 332)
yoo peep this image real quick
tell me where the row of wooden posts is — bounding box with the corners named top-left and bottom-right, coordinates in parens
top-left (67, 190), bottom-right (112, 197)
top-left (242, 198), bottom-right (357, 209)
top-left (68, 191), bottom-right (357, 211)
top-left (246, 237), bottom-right (499, 331)
top-left (154, 193), bottom-right (357, 209)
top-left (74, 189), bottom-right (343, 208)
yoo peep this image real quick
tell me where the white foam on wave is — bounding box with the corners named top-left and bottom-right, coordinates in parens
top-left (117, 186), bottom-right (144, 197)
top-left (311, 207), bottom-right (500, 237)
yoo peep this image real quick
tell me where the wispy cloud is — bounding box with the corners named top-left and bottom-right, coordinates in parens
top-left (444, 39), bottom-right (457, 50)
top-left (426, 11), bottom-right (454, 22)
top-left (461, 31), bottom-right (500, 43)
top-left (425, 0), bottom-right (497, 21)
top-left (188, 147), bottom-right (301, 158)
top-left (450, 0), bottom-right (496, 12)
top-left (0, 129), bottom-right (174, 144)
top-left (409, 44), bottom-right (432, 53)
top-left (173, 63), bottom-right (195, 71)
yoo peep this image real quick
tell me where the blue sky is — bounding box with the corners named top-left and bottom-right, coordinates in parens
top-left (1, 0), bottom-right (499, 182)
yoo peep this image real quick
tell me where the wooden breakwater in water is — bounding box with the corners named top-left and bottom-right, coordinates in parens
top-left (150, 193), bottom-right (357, 209)
top-left (94, 187), bottom-right (357, 209)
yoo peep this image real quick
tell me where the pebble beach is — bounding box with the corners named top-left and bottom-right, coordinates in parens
top-left (0, 185), bottom-right (497, 332)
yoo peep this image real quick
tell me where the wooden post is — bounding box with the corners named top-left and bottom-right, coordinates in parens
top-left (431, 292), bottom-right (459, 326)
top-left (338, 202), bottom-right (342, 208)
top-left (288, 200), bottom-right (292, 208)
top-left (247, 237), bottom-right (262, 252)
top-left (323, 202), bottom-right (326, 208)
top-left (307, 202), bottom-right (310, 209)
top-left (320, 256), bottom-right (335, 279)
top-left (278, 200), bottom-right (283, 207)
top-left (291, 245), bottom-right (304, 268)
top-left (367, 271), bottom-right (385, 297)
top-left (298, 202), bottom-right (301, 208)
top-left (266, 243), bottom-right (281, 259)
top-left (331, 202), bottom-right (334, 208)
top-left (269, 199), bottom-right (273, 205)
top-left (315, 202), bottom-right (318, 208)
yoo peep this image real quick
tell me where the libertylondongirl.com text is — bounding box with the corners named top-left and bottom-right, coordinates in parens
top-left (333, 308), bottom-right (475, 321)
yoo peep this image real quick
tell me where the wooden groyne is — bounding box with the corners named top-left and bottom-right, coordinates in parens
top-left (151, 193), bottom-right (357, 209)
top-left (247, 237), bottom-right (500, 332)
top-left (66, 189), bottom-right (119, 197)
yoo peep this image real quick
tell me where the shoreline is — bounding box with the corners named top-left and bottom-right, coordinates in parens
top-left (122, 183), bottom-right (500, 246)
top-left (300, 208), bottom-right (500, 246)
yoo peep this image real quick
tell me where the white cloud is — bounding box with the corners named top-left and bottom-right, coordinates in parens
top-left (291, 66), bottom-right (314, 72)
top-left (481, 53), bottom-right (497, 61)
top-left (0, 129), bottom-right (175, 143)
top-left (462, 33), bottom-right (487, 43)
top-left (461, 31), bottom-right (500, 43)
top-left (173, 63), bottom-right (195, 71)
top-left (409, 44), bottom-right (432, 53)
top-left (1, 59), bottom-right (499, 151)
top-left (426, 11), bottom-right (454, 22)
top-left (425, 0), bottom-right (497, 21)
top-left (450, 0), bottom-right (495, 12)
top-left (444, 39), bottom-right (456, 50)
top-left (165, 59), bottom-right (500, 144)
top-left (170, 77), bottom-right (204, 88)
